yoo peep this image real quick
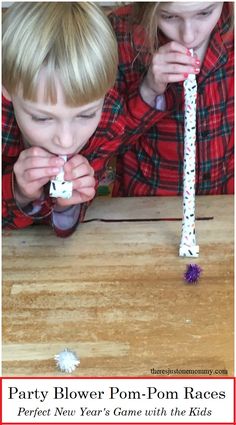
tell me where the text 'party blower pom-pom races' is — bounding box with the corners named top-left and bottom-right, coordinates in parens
top-left (2, 377), bottom-right (234, 424)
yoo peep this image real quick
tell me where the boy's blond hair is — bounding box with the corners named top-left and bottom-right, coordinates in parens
top-left (3, 2), bottom-right (118, 106)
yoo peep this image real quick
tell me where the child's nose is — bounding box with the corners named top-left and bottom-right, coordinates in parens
top-left (56, 125), bottom-right (74, 149)
top-left (180, 21), bottom-right (195, 46)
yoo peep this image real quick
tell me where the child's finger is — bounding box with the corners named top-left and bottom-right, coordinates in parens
top-left (65, 164), bottom-right (94, 180)
top-left (161, 63), bottom-right (200, 76)
top-left (165, 52), bottom-right (199, 66)
top-left (15, 177), bottom-right (49, 201)
top-left (23, 166), bottom-right (61, 182)
top-left (24, 156), bottom-right (64, 169)
top-left (73, 187), bottom-right (96, 203)
top-left (64, 155), bottom-right (94, 178)
top-left (21, 146), bottom-right (63, 161)
top-left (162, 74), bottom-right (191, 83)
top-left (64, 154), bottom-right (89, 169)
top-left (72, 175), bottom-right (95, 190)
top-left (159, 41), bottom-right (191, 55)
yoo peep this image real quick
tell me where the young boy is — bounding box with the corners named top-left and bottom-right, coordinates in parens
top-left (2, 2), bottom-right (161, 237)
top-left (2, 2), bottom-right (116, 237)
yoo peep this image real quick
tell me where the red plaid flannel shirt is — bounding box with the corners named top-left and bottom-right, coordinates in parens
top-left (109, 3), bottom-right (234, 196)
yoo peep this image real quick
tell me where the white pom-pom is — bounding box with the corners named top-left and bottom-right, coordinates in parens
top-left (54, 348), bottom-right (80, 373)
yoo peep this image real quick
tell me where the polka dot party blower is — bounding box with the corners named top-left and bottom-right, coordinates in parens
top-left (179, 49), bottom-right (199, 258)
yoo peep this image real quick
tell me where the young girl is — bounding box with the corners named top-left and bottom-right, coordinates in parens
top-left (2, 2), bottom-right (161, 237)
top-left (109, 2), bottom-right (234, 196)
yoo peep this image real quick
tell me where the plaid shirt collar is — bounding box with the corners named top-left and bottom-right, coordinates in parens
top-left (200, 5), bottom-right (231, 82)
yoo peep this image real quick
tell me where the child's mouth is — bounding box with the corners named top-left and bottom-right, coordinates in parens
top-left (56, 153), bottom-right (75, 159)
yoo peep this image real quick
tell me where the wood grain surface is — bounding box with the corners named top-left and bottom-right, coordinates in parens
top-left (2, 196), bottom-right (234, 376)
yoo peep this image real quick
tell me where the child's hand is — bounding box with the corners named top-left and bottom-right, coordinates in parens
top-left (140, 41), bottom-right (200, 105)
top-left (56, 154), bottom-right (96, 207)
top-left (13, 147), bottom-right (65, 207)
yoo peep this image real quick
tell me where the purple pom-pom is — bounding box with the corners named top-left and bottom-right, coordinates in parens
top-left (184, 263), bottom-right (202, 284)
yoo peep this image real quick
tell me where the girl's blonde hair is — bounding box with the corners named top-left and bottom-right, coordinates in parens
top-left (3, 2), bottom-right (118, 106)
top-left (132, 2), bottom-right (162, 55)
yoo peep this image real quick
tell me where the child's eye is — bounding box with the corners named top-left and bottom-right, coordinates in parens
top-left (161, 14), bottom-right (178, 20)
top-left (198, 11), bottom-right (212, 17)
top-left (31, 116), bottom-right (51, 122)
top-left (78, 112), bottom-right (96, 119)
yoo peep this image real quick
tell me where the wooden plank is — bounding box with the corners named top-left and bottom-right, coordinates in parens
top-left (2, 196), bottom-right (234, 376)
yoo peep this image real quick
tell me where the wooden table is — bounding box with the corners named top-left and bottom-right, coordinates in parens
top-left (2, 196), bottom-right (234, 376)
